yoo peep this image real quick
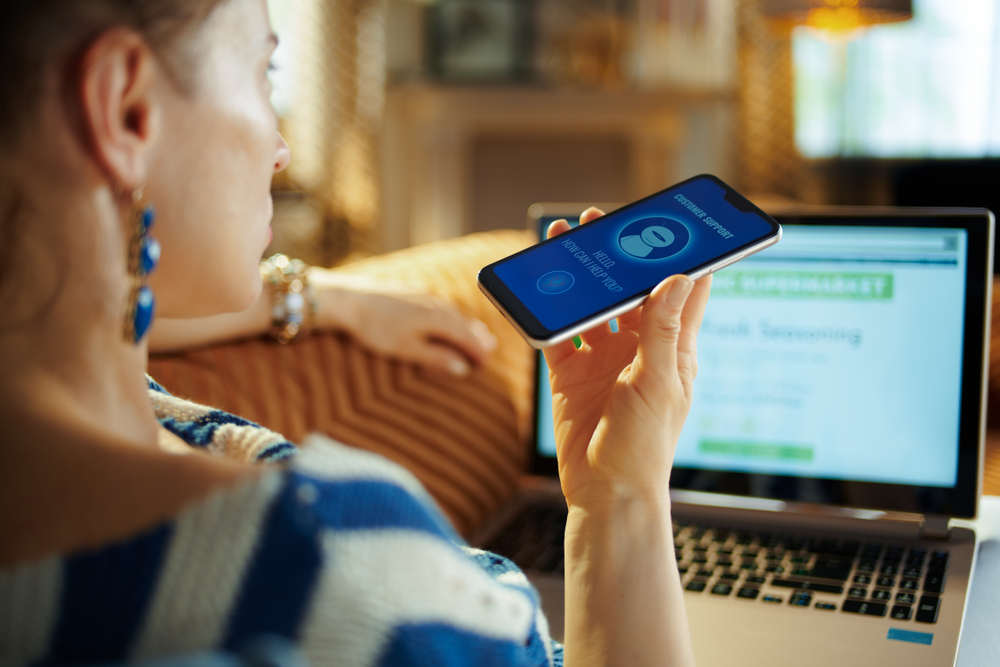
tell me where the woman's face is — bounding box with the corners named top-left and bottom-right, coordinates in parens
top-left (145, 0), bottom-right (290, 318)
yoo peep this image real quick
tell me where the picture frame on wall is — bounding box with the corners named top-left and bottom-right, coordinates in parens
top-left (428, 0), bottom-right (534, 82)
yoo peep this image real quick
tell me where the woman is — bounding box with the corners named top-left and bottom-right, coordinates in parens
top-left (0, 1), bottom-right (709, 665)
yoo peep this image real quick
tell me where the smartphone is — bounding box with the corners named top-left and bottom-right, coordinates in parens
top-left (477, 174), bottom-right (782, 349)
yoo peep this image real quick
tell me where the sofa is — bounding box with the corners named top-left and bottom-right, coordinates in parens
top-left (149, 229), bottom-right (1000, 537)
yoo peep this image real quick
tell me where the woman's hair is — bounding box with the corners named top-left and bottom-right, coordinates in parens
top-left (0, 0), bottom-right (227, 150)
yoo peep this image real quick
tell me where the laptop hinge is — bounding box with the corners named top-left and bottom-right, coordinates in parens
top-left (919, 515), bottom-right (951, 540)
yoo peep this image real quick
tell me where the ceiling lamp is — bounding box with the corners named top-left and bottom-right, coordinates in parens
top-left (758, 0), bottom-right (913, 32)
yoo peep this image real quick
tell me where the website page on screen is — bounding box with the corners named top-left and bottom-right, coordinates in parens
top-left (536, 225), bottom-right (968, 488)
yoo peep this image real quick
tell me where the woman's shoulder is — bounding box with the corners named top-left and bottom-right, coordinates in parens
top-left (262, 436), bottom-right (558, 666)
top-left (146, 376), bottom-right (296, 464)
top-left (0, 436), bottom-right (560, 667)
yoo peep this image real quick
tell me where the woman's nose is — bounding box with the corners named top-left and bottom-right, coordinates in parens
top-left (274, 133), bottom-right (291, 173)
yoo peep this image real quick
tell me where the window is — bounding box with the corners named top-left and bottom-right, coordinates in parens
top-left (793, 0), bottom-right (1000, 158)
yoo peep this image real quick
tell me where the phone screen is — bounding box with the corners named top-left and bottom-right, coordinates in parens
top-left (480, 175), bottom-right (779, 340)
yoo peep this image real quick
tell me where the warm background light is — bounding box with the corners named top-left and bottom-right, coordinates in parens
top-left (759, 0), bottom-right (912, 31)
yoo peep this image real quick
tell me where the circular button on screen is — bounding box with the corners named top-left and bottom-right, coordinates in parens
top-left (537, 270), bottom-right (575, 295)
top-left (618, 217), bottom-right (690, 260)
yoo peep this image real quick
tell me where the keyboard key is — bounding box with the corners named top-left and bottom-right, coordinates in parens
top-left (853, 574), bottom-right (872, 585)
top-left (746, 576), bottom-right (766, 584)
top-left (696, 569), bottom-right (714, 577)
top-left (861, 547), bottom-right (882, 556)
top-left (857, 561), bottom-right (877, 573)
top-left (891, 605), bottom-right (913, 620)
top-left (929, 550), bottom-right (950, 570)
top-left (789, 592), bottom-right (812, 607)
top-left (711, 583), bottom-right (733, 596)
top-left (848, 587), bottom-right (867, 598)
top-left (900, 579), bottom-right (919, 591)
top-left (737, 587), bottom-right (760, 599)
top-left (677, 567), bottom-right (689, 575)
top-left (792, 569), bottom-right (811, 577)
top-left (815, 602), bottom-right (837, 611)
top-left (740, 563), bottom-right (758, 571)
top-left (916, 595), bottom-right (940, 623)
top-left (876, 576), bottom-right (895, 587)
top-left (765, 566), bottom-right (785, 574)
top-left (716, 559), bottom-right (734, 568)
top-left (762, 594), bottom-right (783, 604)
top-left (692, 556), bottom-right (709, 564)
top-left (871, 589), bottom-right (892, 601)
top-left (686, 580), bottom-right (707, 592)
top-left (771, 579), bottom-right (845, 595)
top-left (881, 564), bottom-right (899, 575)
top-left (720, 573), bottom-right (741, 581)
top-left (924, 572), bottom-right (945, 593)
top-left (896, 592), bottom-right (915, 604)
top-left (790, 556), bottom-right (809, 564)
top-left (811, 559), bottom-right (853, 581)
top-left (903, 567), bottom-right (922, 579)
top-left (841, 600), bottom-right (887, 616)
top-left (783, 537), bottom-right (806, 551)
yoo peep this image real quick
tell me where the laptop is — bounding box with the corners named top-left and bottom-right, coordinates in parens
top-left (472, 204), bottom-right (995, 666)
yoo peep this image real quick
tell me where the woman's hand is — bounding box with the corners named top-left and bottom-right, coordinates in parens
top-left (550, 208), bottom-right (709, 667)
top-left (308, 269), bottom-right (497, 377)
top-left (544, 208), bottom-right (711, 508)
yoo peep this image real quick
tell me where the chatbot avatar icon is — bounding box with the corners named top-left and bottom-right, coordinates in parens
top-left (618, 217), bottom-right (690, 260)
top-left (537, 270), bottom-right (574, 295)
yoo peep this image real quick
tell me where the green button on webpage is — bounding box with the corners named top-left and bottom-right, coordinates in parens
top-left (699, 440), bottom-right (814, 462)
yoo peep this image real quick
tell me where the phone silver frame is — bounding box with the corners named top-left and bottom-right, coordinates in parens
top-left (478, 226), bottom-right (782, 350)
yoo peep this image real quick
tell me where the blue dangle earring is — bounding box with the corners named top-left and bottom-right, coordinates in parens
top-left (123, 181), bottom-right (161, 344)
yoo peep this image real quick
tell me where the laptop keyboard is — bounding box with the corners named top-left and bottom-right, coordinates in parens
top-left (483, 503), bottom-right (949, 623)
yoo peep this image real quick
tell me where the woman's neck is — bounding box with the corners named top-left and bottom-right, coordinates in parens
top-left (0, 179), bottom-right (161, 451)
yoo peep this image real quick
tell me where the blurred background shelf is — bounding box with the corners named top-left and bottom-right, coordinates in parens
top-left (381, 84), bottom-right (734, 249)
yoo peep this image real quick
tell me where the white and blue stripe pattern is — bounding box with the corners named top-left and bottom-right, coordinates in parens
top-left (145, 377), bottom-right (297, 464)
top-left (0, 437), bottom-right (562, 667)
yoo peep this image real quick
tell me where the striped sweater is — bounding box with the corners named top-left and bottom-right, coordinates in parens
top-left (0, 384), bottom-right (562, 667)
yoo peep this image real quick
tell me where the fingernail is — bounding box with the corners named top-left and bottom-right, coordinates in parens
top-left (667, 276), bottom-right (694, 307)
top-left (448, 358), bottom-right (470, 377)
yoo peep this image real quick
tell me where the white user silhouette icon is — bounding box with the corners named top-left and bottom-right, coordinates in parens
top-left (620, 225), bottom-right (676, 258)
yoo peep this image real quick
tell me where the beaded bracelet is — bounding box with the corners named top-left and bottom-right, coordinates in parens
top-left (261, 254), bottom-right (318, 344)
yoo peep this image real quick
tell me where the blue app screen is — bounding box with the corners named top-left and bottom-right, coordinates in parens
top-left (494, 177), bottom-right (775, 332)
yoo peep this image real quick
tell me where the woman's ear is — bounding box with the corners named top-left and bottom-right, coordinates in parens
top-left (77, 27), bottom-right (160, 189)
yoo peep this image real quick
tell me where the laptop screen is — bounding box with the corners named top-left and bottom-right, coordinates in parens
top-left (531, 210), bottom-right (991, 518)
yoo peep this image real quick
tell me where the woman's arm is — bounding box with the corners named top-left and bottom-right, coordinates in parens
top-left (148, 266), bottom-right (496, 376)
top-left (545, 209), bottom-right (709, 667)
top-left (565, 492), bottom-right (692, 667)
